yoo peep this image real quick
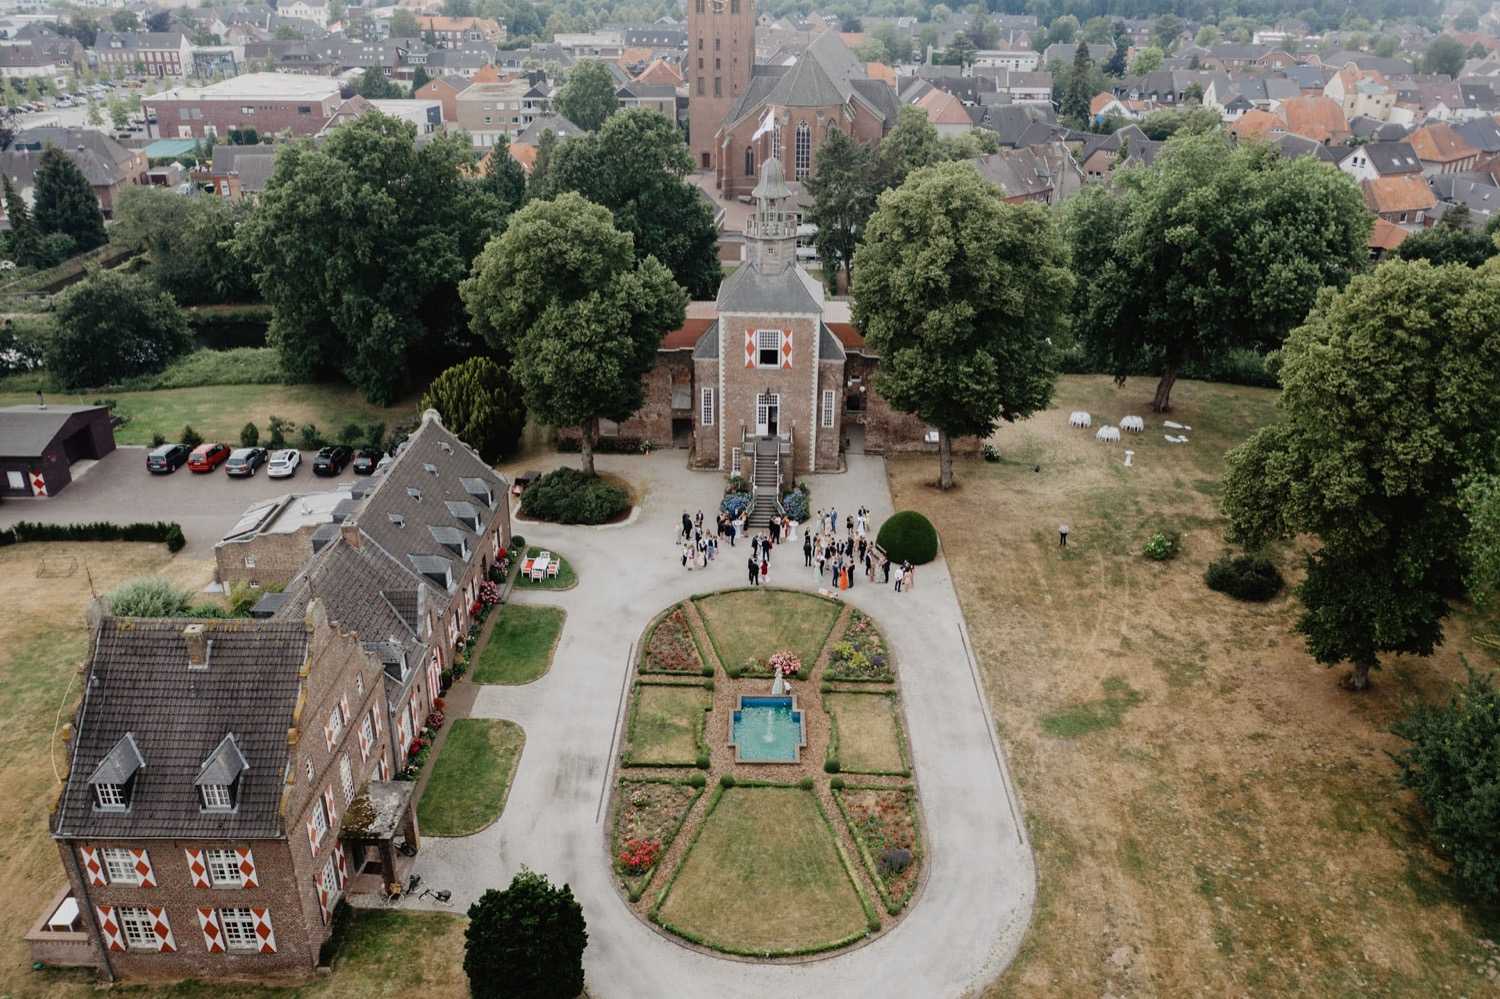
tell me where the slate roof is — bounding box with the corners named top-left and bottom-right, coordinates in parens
top-left (515, 113), bottom-right (584, 144)
top-left (1453, 116), bottom-right (1500, 153)
top-left (210, 145), bottom-right (278, 192)
top-left (767, 48), bottom-right (845, 106)
top-left (1273, 133), bottom-right (1340, 162)
top-left (716, 261), bottom-right (822, 315)
top-left (3, 129), bottom-right (141, 189)
top-left (54, 617), bottom-right (309, 839)
top-left (0, 404), bottom-right (106, 455)
top-left (1345, 141), bottom-right (1423, 175)
top-left (276, 537), bottom-right (423, 655)
top-left (691, 320), bottom-right (719, 360)
top-left (1429, 174), bottom-right (1500, 221)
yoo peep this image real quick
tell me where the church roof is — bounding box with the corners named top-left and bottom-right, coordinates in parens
top-left (716, 262), bottom-right (821, 315)
top-left (767, 41), bottom-right (845, 106)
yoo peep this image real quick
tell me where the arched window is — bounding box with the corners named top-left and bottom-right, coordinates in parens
top-left (794, 121), bottom-right (811, 180)
top-left (771, 117), bottom-right (782, 160)
top-left (744, 145), bottom-right (755, 177)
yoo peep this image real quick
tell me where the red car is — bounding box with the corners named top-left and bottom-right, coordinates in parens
top-left (187, 442), bottom-right (231, 473)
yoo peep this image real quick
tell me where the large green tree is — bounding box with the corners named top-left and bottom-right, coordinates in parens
top-left (355, 67), bottom-right (403, 99)
top-left (554, 58), bottom-right (619, 131)
top-left (874, 104), bottom-right (944, 192)
top-left (45, 269), bottom-right (192, 389)
top-left (234, 114), bottom-right (507, 403)
top-left (1062, 40), bottom-right (1095, 122)
top-left (3, 174), bottom-right (42, 266)
top-left (482, 136), bottom-right (527, 217)
top-left (420, 356), bottom-right (527, 464)
top-left (804, 127), bottom-right (876, 289)
top-left (1463, 472), bottom-right (1500, 608)
top-left (464, 868), bottom-right (586, 999)
top-left (1061, 132), bottom-right (1370, 412)
top-left (32, 146), bottom-right (106, 252)
top-left (529, 109), bottom-right (720, 298)
top-left (460, 192), bottom-right (686, 475)
top-left (1222, 260), bottom-right (1500, 689)
top-left (852, 162), bottom-right (1071, 489)
top-left (1395, 205), bottom-right (1497, 268)
top-left (112, 185), bottom-right (256, 304)
top-left (1424, 35), bottom-right (1467, 76)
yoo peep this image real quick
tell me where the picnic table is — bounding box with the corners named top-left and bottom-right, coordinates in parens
top-left (523, 551), bottom-right (553, 582)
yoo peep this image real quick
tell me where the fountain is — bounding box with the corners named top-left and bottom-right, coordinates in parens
top-left (730, 694), bottom-right (806, 763)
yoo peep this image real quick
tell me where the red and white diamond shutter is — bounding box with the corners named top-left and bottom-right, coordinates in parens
top-left (29, 469), bottom-right (46, 497)
top-left (306, 813), bottom-right (320, 853)
top-left (323, 713), bottom-right (335, 753)
top-left (781, 329), bottom-right (793, 369)
top-left (334, 843), bottom-right (348, 889)
top-left (371, 705), bottom-right (382, 738)
top-left (95, 905), bottom-right (125, 951)
top-left (313, 874), bottom-right (330, 925)
top-left (80, 846), bottom-right (107, 887)
top-left (251, 907), bottom-right (276, 953)
top-left (147, 905), bottom-right (175, 952)
top-left (130, 848), bottom-right (156, 887)
top-left (184, 848), bottom-right (210, 888)
top-left (322, 786), bottom-right (338, 828)
top-left (358, 721), bottom-right (370, 762)
top-left (236, 847), bottom-right (259, 888)
top-left (339, 694), bottom-right (350, 737)
top-left (197, 907), bottom-right (224, 953)
top-left (379, 756), bottom-right (390, 780)
top-left (744, 328), bottom-right (755, 368)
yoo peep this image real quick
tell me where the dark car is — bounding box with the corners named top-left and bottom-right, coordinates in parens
top-left (225, 447), bottom-right (269, 477)
top-left (187, 442), bottom-right (231, 473)
top-left (352, 448), bottom-right (383, 474)
top-left (146, 443), bottom-right (191, 474)
top-left (313, 446), bottom-right (352, 476)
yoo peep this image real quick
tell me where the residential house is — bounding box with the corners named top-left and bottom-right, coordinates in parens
top-left (423, 48), bottom-right (494, 80)
top-left (973, 48), bottom-right (1038, 72)
top-left (1090, 91), bottom-right (1144, 122)
top-left (1409, 121), bottom-right (1481, 173)
top-left (912, 86), bottom-right (973, 137)
top-left (1278, 95), bottom-right (1350, 143)
top-left (1336, 140), bottom-right (1423, 182)
top-left (0, 128), bottom-right (146, 217)
top-left (278, 0), bottom-right (331, 28)
top-left (454, 78), bottom-right (534, 145)
top-left (1361, 173), bottom-right (1437, 227)
top-left (1428, 174), bottom-right (1500, 228)
top-left (1227, 108), bottom-right (1285, 141)
top-left (320, 97), bottom-right (444, 135)
top-left (971, 142), bottom-right (1084, 204)
top-left (1368, 215), bottom-right (1408, 259)
top-left (214, 485), bottom-right (356, 587)
top-left (93, 32), bottom-right (193, 78)
top-left (415, 74), bottom-right (466, 124)
top-left (634, 56), bottom-right (684, 87)
top-left (1272, 133), bottom-right (1341, 162)
top-left (1324, 62), bottom-right (1396, 121)
top-left (1452, 116), bottom-right (1500, 163)
top-left (416, 16), bottom-right (504, 48)
top-left (207, 144), bottom-right (277, 201)
top-left (0, 27), bottom-right (83, 79)
top-left (977, 69), bottom-right (1051, 104)
top-left (616, 82), bottom-right (677, 119)
top-left (1041, 42), bottom-right (1111, 67)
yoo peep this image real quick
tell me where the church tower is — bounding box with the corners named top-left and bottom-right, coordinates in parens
top-left (687, 0), bottom-right (755, 171)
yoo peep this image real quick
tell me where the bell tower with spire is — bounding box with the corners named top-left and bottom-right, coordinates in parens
top-left (743, 157), bottom-right (797, 275)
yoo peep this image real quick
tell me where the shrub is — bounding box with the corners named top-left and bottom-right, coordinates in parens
top-left (824, 757), bottom-right (841, 774)
top-left (876, 511), bottom-right (939, 564)
top-left (107, 577), bottom-right (193, 616)
top-left (463, 869), bottom-right (586, 999)
top-left (239, 421), bottom-right (259, 447)
top-left (0, 520), bottom-right (187, 552)
top-left (726, 475), bottom-right (749, 493)
top-left (695, 751), bottom-right (710, 769)
top-left (180, 424), bottom-right (203, 448)
top-left (114, 347), bottom-right (288, 391)
top-left (720, 491), bottom-right (751, 519)
top-left (420, 356), bottom-right (526, 464)
top-left (700, 665), bottom-right (714, 677)
top-left (509, 534), bottom-right (526, 551)
top-left (299, 423), bottom-right (321, 449)
top-left (267, 415), bottom-right (291, 450)
top-left (798, 776), bottom-right (813, 790)
top-left (830, 776), bottom-right (845, 790)
top-left (1142, 530), bottom-right (1181, 562)
top-left (982, 443), bottom-right (1001, 462)
top-left (877, 847), bottom-right (913, 878)
top-left (780, 482), bottom-right (810, 521)
top-left (337, 421), bottom-right (363, 445)
top-left (617, 837), bottom-right (662, 874)
top-left (365, 421), bottom-right (386, 450)
top-left (520, 467), bottom-right (629, 525)
top-left (149, 432), bottom-right (166, 448)
top-left (719, 774), bottom-right (736, 787)
top-left (1205, 554), bottom-right (1284, 601)
top-left (687, 772), bottom-right (707, 788)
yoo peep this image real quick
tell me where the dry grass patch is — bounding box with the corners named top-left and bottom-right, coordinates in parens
top-left (626, 684), bottom-right (710, 766)
top-left (888, 374), bottom-right (1500, 997)
top-left (654, 785), bottom-right (870, 956)
top-left (826, 692), bottom-right (907, 775)
top-left (694, 589), bottom-right (840, 676)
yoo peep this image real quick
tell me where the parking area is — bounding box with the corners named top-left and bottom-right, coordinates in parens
top-left (0, 446), bottom-right (358, 558)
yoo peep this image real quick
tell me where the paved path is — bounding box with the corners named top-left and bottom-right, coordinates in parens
top-left (404, 452), bottom-right (1034, 998)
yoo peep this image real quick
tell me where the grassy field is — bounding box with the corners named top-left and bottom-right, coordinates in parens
top-left (470, 604), bottom-right (564, 684)
top-left (654, 786), bottom-right (869, 955)
top-left (887, 374), bottom-right (1500, 997)
top-left (694, 589), bottom-right (840, 675)
top-left (0, 384), bottom-right (418, 446)
top-left (416, 719), bottom-right (525, 837)
top-left (826, 692), bottom-right (906, 774)
top-left (627, 684), bottom-right (709, 766)
top-left (514, 545), bottom-right (577, 590)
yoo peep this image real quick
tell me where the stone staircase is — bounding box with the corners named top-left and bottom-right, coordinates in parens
top-left (747, 438), bottom-right (780, 529)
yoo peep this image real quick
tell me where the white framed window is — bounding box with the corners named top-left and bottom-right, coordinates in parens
top-left (328, 703), bottom-right (345, 744)
top-left (355, 674), bottom-right (363, 696)
top-left (821, 389), bottom-right (835, 428)
top-left (220, 906), bottom-right (259, 951)
top-left (794, 121), bottom-right (811, 179)
top-left (243, 554), bottom-right (256, 569)
top-left (304, 759), bottom-right (314, 783)
top-left (200, 784), bottom-right (233, 810)
top-left (757, 329), bottom-right (780, 368)
top-left (311, 797), bottom-right (328, 843)
top-left (205, 848), bottom-right (244, 887)
top-left (339, 754), bottom-right (354, 803)
top-left (361, 715), bottom-right (375, 751)
top-left (95, 783), bottom-right (127, 810)
top-left (6, 470), bottom-right (23, 489)
top-left (320, 856), bottom-right (339, 898)
top-left (118, 906), bottom-right (156, 950)
top-left (102, 848), bottom-right (141, 885)
top-left (701, 387), bottom-right (714, 426)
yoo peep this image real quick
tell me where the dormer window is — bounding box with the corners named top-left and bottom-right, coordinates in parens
top-left (423, 463), bottom-right (438, 475)
top-left (462, 477), bottom-right (495, 509)
top-left (407, 487), bottom-right (422, 501)
top-left (429, 526), bottom-right (470, 560)
top-left (445, 501), bottom-right (482, 532)
top-left (89, 733), bottom-right (144, 812)
top-left (195, 733), bottom-right (247, 813)
top-left (200, 783), bottom-right (234, 810)
top-left (95, 782), bottom-right (128, 809)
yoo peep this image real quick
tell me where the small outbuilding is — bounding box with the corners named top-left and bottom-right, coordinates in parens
top-left (0, 404), bottom-right (116, 498)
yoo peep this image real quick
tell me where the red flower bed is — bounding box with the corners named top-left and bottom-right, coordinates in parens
top-left (618, 837), bottom-right (662, 874)
top-left (642, 607), bottom-right (703, 673)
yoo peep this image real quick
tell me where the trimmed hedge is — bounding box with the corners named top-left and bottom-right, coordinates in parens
top-left (0, 520), bottom-right (185, 552)
top-left (520, 467), bottom-right (629, 525)
top-left (1205, 554), bottom-right (1284, 602)
top-left (876, 511), bottom-right (939, 565)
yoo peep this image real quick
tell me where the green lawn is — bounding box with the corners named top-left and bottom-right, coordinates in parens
top-left (471, 604), bottom-right (564, 684)
top-left (627, 684), bottom-right (709, 765)
top-left (694, 589), bottom-right (841, 675)
top-left (416, 719), bottom-right (525, 836)
top-left (512, 545), bottom-right (577, 590)
top-left (654, 786), bottom-right (870, 956)
top-left (827, 692), bottom-right (908, 774)
top-left (0, 383), bottom-right (417, 446)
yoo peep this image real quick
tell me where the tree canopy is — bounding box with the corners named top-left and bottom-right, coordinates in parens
top-left (804, 128), bottom-right (877, 288)
top-left (112, 185), bottom-right (256, 304)
top-left (554, 58), bottom-right (619, 131)
top-left (460, 192), bottom-right (686, 474)
top-left (529, 109), bottom-right (721, 298)
top-left (1222, 260), bottom-right (1500, 689)
top-left (45, 269), bottom-right (192, 389)
top-left (234, 114), bottom-right (507, 404)
top-left (1394, 205), bottom-right (1498, 267)
top-left (1424, 35), bottom-right (1467, 77)
top-left (421, 356), bottom-right (526, 464)
top-left (852, 161), bottom-right (1070, 489)
top-left (32, 146), bottom-right (106, 253)
top-left (464, 868), bottom-right (587, 999)
top-left (1061, 132), bottom-right (1370, 412)
top-left (354, 67), bottom-right (403, 99)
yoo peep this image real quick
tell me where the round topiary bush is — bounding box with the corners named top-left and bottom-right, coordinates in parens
top-left (520, 467), bottom-right (629, 525)
top-left (1205, 554), bottom-right (1284, 602)
top-left (876, 511), bottom-right (939, 564)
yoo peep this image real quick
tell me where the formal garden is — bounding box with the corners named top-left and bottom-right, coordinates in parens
top-left (605, 588), bottom-right (925, 958)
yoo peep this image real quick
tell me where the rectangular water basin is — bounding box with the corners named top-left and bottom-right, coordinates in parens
top-left (730, 695), bottom-right (806, 764)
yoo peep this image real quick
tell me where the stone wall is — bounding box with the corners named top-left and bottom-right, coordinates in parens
top-left (214, 523), bottom-right (317, 590)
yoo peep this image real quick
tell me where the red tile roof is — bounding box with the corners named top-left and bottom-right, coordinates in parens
top-left (661, 317), bottom-right (713, 350)
top-left (1368, 217), bottom-right (1409, 251)
top-left (1279, 95), bottom-right (1348, 143)
top-left (1361, 174), bottom-right (1436, 215)
top-left (1409, 122), bottom-right (1478, 164)
top-left (827, 321), bottom-right (865, 349)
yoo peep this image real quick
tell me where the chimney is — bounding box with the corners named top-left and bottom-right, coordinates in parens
top-left (184, 623), bottom-right (209, 669)
top-left (341, 522), bottom-right (362, 549)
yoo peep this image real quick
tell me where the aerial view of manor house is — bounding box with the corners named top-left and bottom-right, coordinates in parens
top-left (1, 0), bottom-right (1498, 995)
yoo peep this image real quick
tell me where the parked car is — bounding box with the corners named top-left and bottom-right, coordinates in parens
top-left (352, 448), bottom-right (383, 475)
top-left (266, 449), bottom-right (301, 479)
top-left (224, 447), bottom-right (268, 477)
top-left (313, 446), bottom-right (352, 476)
top-left (187, 442), bottom-right (231, 473)
top-left (145, 442), bottom-right (190, 474)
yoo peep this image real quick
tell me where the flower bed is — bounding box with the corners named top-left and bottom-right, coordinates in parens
top-left (612, 778), bottom-right (704, 899)
top-left (641, 605), bottom-right (706, 674)
top-left (825, 609), bottom-right (895, 682)
top-left (835, 786), bottom-right (922, 914)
